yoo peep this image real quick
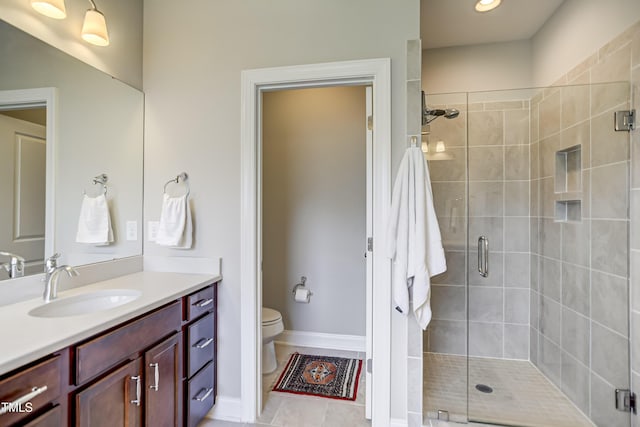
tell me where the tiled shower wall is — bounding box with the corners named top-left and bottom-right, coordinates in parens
top-left (530, 21), bottom-right (640, 427)
top-left (425, 99), bottom-right (531, 360)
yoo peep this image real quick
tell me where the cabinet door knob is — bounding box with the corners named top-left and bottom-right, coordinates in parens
top-left (130, 375), bottom-right (141, 406)
top-left (149, 363), bottom-right (159, 391)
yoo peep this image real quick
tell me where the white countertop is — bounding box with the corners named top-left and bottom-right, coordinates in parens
top-left (0, 271), bottom-right (219, 376)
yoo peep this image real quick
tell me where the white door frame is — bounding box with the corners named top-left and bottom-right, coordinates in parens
top-left (240, 58), bottom-right (392, 425)
top-left (0, 87), bottom-right (57, 259)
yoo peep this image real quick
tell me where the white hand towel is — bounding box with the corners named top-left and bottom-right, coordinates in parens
top-left (386, 146), bottom-right (446, 329)
top-left (174, 197), bottom-right (193, 249)
top-left (76, 194), bottom-right (114, 245)
top-left (155, 193), bottom-right (193, 249)
top-left (155, 193), bottom-right (186, 246)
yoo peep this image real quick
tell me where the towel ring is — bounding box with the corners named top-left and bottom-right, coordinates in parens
top-left (83, 174), bottom-right (108, 196)
top-left (163, 172), bottom-right (190, 197)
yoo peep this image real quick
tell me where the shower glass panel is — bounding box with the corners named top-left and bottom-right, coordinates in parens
top-left (424, 81), bottom-right (632, 427)
top-left (423, 91), bottom-right (469, 422)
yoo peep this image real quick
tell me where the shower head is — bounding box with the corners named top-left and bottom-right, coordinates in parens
top-left (423, 107), bottom-right (460, 124)
top-left (421, 91), bottom-right (460, 125)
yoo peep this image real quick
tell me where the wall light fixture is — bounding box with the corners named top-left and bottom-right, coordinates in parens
top-left (31, 0), bottom-right (110, 47)
top-left (30, 0), bottom-right (67, 19)
top-left (81, 0), bottom-right (110, 46)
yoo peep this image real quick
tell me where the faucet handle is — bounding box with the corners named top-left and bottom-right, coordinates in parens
top-left (45, 253), bottom-right (61, 271)
top-left (0, 251), bottom-right (25, 262)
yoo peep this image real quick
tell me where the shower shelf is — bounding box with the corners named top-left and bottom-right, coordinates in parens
top-left (555, 200), bottom-right (581, 222)
top-left (555, 145), bottom-right (582, 193)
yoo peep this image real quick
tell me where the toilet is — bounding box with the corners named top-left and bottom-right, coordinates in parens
top-left (262, 307), bottom-right (284, 374)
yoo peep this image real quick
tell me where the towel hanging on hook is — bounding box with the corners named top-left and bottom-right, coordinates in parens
top-left (163, 172), bottom-right (190, 196)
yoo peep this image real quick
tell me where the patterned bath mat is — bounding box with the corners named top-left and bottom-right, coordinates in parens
top-left (273, 352), bottom-right (362, 401)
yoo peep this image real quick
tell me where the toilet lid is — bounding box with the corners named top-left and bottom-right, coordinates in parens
top-left (262, 307), bottom-right (282, 325)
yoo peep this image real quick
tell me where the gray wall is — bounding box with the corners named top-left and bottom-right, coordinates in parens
top-left (262, 86), bottom-right (366, 336)
top-left (143, 0), bottom-right (420, 411)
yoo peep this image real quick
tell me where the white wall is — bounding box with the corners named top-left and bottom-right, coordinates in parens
top-left (532, 0), bottom-right (640, 86)
top-left (262, 86), bottom-right (366, 336)
top-left (143, 0), bottom-right (419, 417)
top-left (0, 0), bottom-right (142, 88)
top-left (422, 40), bottom-right (532, 94)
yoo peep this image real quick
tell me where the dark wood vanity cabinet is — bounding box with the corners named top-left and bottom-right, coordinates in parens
top-left (0, 280), bottom-right (218, 427)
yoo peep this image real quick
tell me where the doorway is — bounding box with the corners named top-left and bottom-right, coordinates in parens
top-left (240, 59), bottom-right (391, 425)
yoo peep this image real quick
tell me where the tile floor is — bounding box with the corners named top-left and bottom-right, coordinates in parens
top-left (423, 353), bottom-right (594, 427)
top-left (199, 343), bottom-right (370, 427)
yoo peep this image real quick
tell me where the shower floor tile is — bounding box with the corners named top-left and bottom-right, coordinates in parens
top-left (423, 353), bottom-right (594, 427)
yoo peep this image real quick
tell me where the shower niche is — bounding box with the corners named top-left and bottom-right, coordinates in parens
top-left (554, 144), bottom-right (582, 222)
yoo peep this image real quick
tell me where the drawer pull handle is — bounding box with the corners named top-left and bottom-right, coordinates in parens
top-left (194, 298), bottom-right (213, 308)
top-left (149, 363), bottom-right (159, 391)
top-left (130, 375), bottom-right (141, 406)
top-left (0, 385), bottom-right (47, 415)
top-left (193, 387), bottom-right (214, 402)
top-left (193, 338), bottom-right (214, 349)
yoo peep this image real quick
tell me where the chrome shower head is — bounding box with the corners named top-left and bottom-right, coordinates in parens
top-left (422, 91), bottom-right (459, 125)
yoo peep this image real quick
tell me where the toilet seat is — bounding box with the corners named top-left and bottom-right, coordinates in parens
top-left (262, 307), bottom-right (282, 326)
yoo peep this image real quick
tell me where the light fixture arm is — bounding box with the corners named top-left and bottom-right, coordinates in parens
top-left (88, 0), bottom-right (98, 10)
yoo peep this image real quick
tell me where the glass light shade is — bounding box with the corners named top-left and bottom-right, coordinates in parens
top-left (436, 141), bottom-right (446, 153)
top-left (475, 0), bottom-right (501, 12)
top-left (31, 0), bottom-right (66, 19)
top-left (421, 141), bottom-right (429, 153)
top-left (82, 9), bottom-right (110, 46)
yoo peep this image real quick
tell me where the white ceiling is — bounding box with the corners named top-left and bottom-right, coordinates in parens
top-left (421, 0), bottom-right (566, 49)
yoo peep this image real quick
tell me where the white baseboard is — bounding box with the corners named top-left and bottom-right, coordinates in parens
top-left (205, 395), bottom-right (242, 422)
top-left (275, 330), bottom-right (366, 352)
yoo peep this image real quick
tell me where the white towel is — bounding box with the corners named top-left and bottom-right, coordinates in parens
top-left (76, 194), bottom-right (114, 245)
top-left (155, 193), bottom-right (193, 249)
top-left (386, 146), bottom-right (446, 329)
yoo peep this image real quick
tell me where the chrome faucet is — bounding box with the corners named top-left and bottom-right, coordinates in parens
top-left (0, 251), bottom-right (25, 278)
top-left (43, 253), bottom-right (79, 303)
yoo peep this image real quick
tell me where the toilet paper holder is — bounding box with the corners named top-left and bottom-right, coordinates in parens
top-left (292, 276), bottom-right (313, 298)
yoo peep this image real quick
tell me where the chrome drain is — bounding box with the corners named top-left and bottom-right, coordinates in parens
top-left (475, 384), bottom-right (493, 393)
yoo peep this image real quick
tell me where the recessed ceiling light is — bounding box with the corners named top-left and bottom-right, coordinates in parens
top-left (475, 0), bottom-right (502, 13)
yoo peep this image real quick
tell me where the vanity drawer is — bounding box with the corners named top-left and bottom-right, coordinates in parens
top-left (75, 300), bottom-right (181, 385)
top-left (185, 285), bottom-right (215, 322)
top-left (0, 355), bottom-right (62, 426)
top-left (186, 361), bottom-right (215, 427)
top-left (22, 405), bottom-right (62, 427)
top-left (186, 313), bottom-right (215, 378)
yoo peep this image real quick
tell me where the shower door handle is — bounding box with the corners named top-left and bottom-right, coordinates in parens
top-left (478, 236), bottom-right (489, 277)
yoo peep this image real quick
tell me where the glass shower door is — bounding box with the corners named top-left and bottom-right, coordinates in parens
top-left (466, 82), bottom-right (632, 427)
top-left (422, 92), bottom-right (469, 422)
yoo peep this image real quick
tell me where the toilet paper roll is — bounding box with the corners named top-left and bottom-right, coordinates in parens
top-left (294, 287), bottom-right (311, 303)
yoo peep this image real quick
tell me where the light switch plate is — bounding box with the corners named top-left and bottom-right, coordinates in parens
top-left (148, 221), bottom-right (159, 242)
top-left (126, 221), bottom-right (137, 241)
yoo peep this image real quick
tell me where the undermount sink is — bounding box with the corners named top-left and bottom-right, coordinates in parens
top-left (28, 289), bottom-right (142, 318)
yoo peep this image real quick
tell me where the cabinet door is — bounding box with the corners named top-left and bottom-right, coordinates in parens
top-left (75, 359), bottom-right (142, 427)
top-left (145, 333), bottom-right (181, 427)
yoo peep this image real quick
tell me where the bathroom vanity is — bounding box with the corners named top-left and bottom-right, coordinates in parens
top-left (0, 272), bottom-right (219, 427)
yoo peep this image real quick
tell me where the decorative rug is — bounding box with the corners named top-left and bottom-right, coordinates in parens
top-left (272, 352), bottom-right (362, 401)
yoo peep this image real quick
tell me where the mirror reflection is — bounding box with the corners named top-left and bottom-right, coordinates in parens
top-left (0, 19), bottom-right (143, 280)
